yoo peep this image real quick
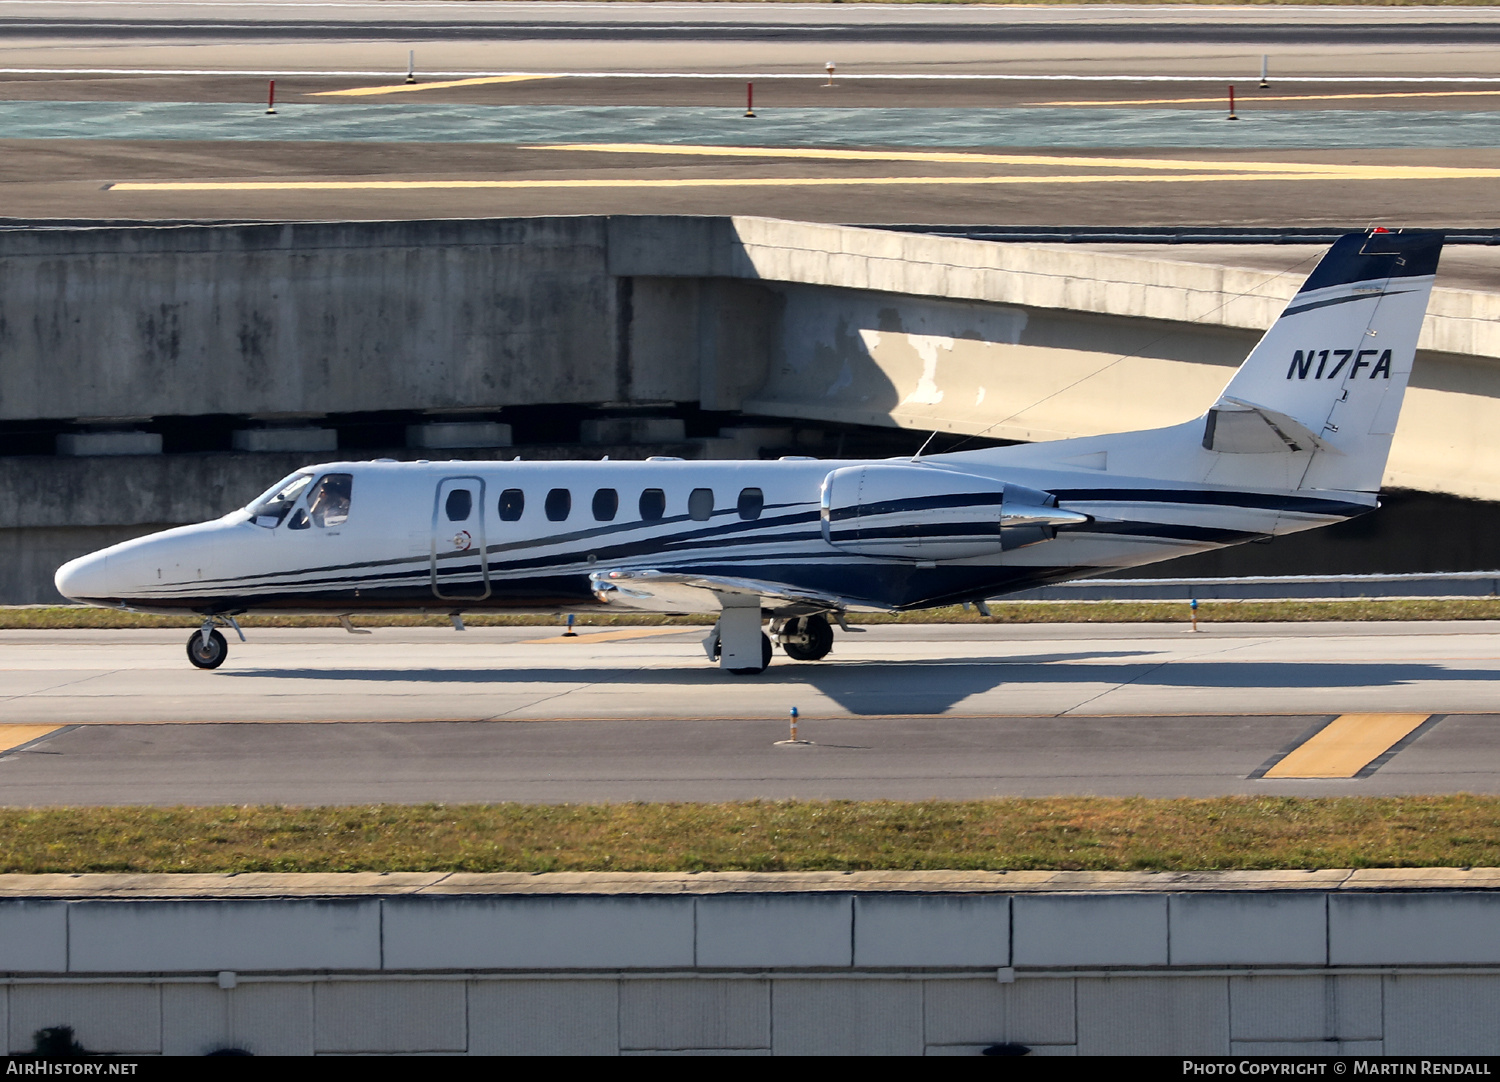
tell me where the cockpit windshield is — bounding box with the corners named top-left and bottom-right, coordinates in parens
top-left (247, 472), bottom-right (314, 528)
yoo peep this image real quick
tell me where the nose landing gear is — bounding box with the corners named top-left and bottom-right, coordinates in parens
top-left (186, 616), bottom-right (245, 670)
top-left (187, 628), bottom-right (227, 669)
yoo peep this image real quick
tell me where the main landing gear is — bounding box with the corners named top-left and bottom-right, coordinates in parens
top-left (775, 614), bottom-right (834, 662)
top-left (186, 616), bottom-right (245, 670)
top-left (706, 610), bottom-right (838, 676)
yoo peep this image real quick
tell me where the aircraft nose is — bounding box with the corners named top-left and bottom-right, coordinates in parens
top-left (54, 550), bottom-right (113, 601)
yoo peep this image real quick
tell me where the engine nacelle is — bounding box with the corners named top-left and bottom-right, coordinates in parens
top-left (819, 464), bottom-right (1089, 561)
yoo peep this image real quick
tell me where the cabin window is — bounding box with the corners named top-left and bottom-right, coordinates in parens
top-left (545, 488), bottom-right (571, 522)
top-left (592, 488), bottom-right (618, 522)
top-left (639, 488), bottom-right (666, 521)
top-left (247, 471), bottom-right (313, 528)
top-left (444, 488), bottom-right (472, 523)
top-left (737, 487), bottom-right (764, 521)
top-left (308, 473), bottom-right (353, 528)
top-left (688, 488), bottom-right (714, 522)
top-left (499, 488), bottom-right (524, 521)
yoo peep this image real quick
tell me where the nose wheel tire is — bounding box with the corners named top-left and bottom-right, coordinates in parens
top-left (187, 628), bottom-right (228, 669)
top-left (728, 632), bottom-right (774, 675)
top-left (782, 614), bottom-right (835, 662)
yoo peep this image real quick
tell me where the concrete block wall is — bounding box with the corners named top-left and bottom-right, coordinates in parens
top-left (0, 872), bottom-right (1497, 1055)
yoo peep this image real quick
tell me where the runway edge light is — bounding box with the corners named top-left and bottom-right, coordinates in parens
top-left (775, 706), bottom-right (812, 747)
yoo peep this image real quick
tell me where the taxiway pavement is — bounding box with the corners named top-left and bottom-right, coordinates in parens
top-left (5, 3), bottom-right (1500, 223)
top-left (0, 622), bottom-right (1496, 803)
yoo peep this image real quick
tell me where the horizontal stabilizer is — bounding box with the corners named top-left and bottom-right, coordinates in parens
top-left (1203, 397), bottom-right (1337, 454)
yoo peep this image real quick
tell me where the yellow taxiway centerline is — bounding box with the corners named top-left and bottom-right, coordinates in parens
top-left (106, 169), bottom-right (1500, 192)
top-left (529, 144), bottom-right (1500, 182)
top-left (1263, 713), bottom-right (1432, 779)
top-left (530, 142), bottom-right (1357, 175)
top-left (312, 74), bottom-right (556, 97)
top-left (521, 627), bottom-right (698, 645)
top-left (1031, 90), bottom-right (1500, 107)
top-left (0, 724), bottom-right (66, 754)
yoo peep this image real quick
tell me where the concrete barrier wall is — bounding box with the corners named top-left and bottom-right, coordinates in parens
top-left (0, 218), bottom-right (624, 420)
top-left (0, 870), bottom-right (1498, 1056)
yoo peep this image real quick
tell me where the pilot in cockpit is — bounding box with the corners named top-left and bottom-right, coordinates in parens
top-left (307, 474), bottom-right (353, 528)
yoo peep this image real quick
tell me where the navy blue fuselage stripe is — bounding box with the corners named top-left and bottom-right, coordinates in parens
top-left (828, 492), bottom-right (1002, 521)
top-left (1050, 488), bottom-right (1367, 515)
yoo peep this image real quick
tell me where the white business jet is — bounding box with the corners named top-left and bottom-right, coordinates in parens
top-left (55, 229), bottom-right (1442, 674)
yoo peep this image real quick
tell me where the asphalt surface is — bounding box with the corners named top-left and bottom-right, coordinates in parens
top-left (14, 1), bottom-right (1500, 45)
top-left (1, 622), bottom-right (1497, 804)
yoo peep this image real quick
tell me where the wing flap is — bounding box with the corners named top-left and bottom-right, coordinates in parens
top-left (589, 569), bottom-right (855, 613)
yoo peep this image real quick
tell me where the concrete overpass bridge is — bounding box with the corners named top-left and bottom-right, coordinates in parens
top-left (2, 215), bottom-right (1497, 602)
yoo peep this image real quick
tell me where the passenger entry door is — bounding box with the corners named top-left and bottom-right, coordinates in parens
top-left (431, 477), bottom-right (489, 600)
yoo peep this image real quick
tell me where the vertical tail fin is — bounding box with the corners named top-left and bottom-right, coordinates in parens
top-left (1205, 229), bottom-right (1443, 493)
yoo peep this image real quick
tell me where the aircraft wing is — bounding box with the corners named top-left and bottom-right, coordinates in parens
top-left (588, 569), bottom-right (860, 614)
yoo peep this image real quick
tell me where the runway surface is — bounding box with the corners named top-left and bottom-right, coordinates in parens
top-left (1, 623), bottom-right (1497, 803)
top-left (17, 101), bottom-right (1500, 150)
top-left (1, 2), bottom-right (1499, 222)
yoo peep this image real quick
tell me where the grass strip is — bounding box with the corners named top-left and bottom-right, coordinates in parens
top-left (507, 1), bottom-right (1500, 6)
top-left (5, 597), bottom-right (1500, 630)
top-left (1, 797), bottom-right (1497, 874)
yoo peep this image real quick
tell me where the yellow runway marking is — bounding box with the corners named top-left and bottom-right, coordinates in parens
top-left (1264, 713), bottom-right (1431, 779)
top-left (1031, 90), bottom-right (1500, 107)
top-left (312, 75), bottom-right (555, 97)
top-left (522, 627), bottom-right (698, 645)
top-left (0, 724), bottom-right (66, 754)
top-left (108, 143), bottom-right (1500, 194)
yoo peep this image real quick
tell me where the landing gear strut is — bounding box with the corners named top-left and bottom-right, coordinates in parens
top-left (704, 595), bottom-right (773, 675)
top-left (186, 616), bottom-right (244, 670)
top-left (776, 614), bottom-right (834, 661)
top-left (706, 630), bottom-right (774, 675)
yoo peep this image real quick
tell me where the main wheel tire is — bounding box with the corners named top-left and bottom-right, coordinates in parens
top-left (730, 632), bottom-right (774, 675)
top-left (783, 614), bottom-right (835, 661)
top-left (186, 628), bottom-right (228, 670)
